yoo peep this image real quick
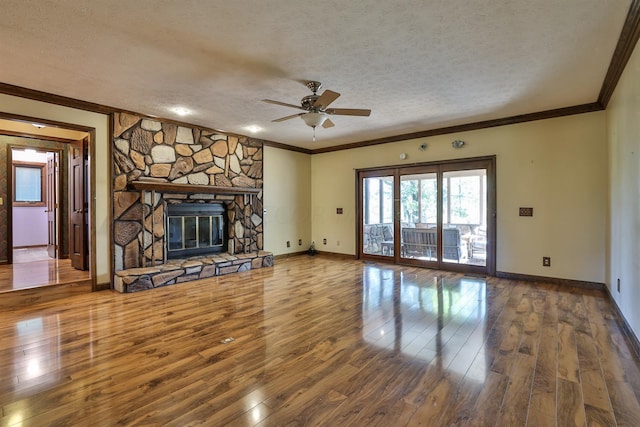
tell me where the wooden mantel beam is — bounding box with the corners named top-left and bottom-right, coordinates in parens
top-left (128, 181), bottom-right (261, 195)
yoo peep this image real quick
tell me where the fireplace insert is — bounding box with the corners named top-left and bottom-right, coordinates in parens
top-left (166, 203), bottom-right (227, 259)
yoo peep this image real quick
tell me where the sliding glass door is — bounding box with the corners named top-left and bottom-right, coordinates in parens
top-left (358, 157), bottom-right (495, 275)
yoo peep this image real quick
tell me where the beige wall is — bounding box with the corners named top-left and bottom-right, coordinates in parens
top-left (263, 146), bottom-right (311, 255)
top-left (606, 40), bottom-right (640, 338)
top-left (0, 93), bottom-right (111, 285)
top-left (311, 112), bottom-right (607, 283)
top-left (0, 92), bottom-right (611, 293)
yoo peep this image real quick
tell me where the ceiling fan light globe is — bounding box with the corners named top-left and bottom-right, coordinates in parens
top-left (301, 112), bottom-right (327, 128)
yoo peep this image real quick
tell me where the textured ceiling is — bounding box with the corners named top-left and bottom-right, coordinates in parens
top-left (0, 0), bottom-right (632, 149)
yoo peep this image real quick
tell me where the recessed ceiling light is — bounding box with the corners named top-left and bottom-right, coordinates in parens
top-left (171, 107), bottom-right (191, 116)
top-left (244, 125), bottom-right (262, 134)
top-left (32, 123), bottom-right (46, 129)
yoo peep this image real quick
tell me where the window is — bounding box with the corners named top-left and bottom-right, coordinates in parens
top-left (442, 170), bottom-right (486, 225)
top-left (363, 176), bottom-right (393, 225)
top-left (400, 173), bottom-right (437, 225)
top-left (13, 162), bottom-right (45, 206)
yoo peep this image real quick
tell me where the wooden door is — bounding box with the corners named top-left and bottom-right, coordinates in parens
top-left (46, 152), bottom-right (58, 258)
top-left (69, 139), bottom-right (87, 270)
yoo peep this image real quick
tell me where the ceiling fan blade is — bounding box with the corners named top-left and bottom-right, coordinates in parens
top-left (272, 113), bottom-right (305, 122)
top-left (313, 90), bottom-right (340, 109)
top-left (322, 118), bottom-right (335, 128)
top-left (262, 99), bottom-right (306, 110)
top-left (325, 108), bottom-right (371, 116)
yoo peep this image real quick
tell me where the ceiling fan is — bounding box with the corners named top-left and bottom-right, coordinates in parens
top-left (262, 81), bottom-right (371, 140)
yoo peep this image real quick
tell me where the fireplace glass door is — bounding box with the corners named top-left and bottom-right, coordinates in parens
top-left (198, 216), bottom-right (211, 247)
top-left (167, 203), bottom-right (226, 258)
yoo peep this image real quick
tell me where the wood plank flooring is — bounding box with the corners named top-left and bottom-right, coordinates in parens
top-left (12, 247), bottom-right (51, 264)
top-left (1, 255), bottom-right (639, 426)
top-left (0, 252), bottom-right (90, 293)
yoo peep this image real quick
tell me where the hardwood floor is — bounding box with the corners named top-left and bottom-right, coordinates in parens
top-left (0, 252), bottom-right (90, 293)
top-left (13, 247), bottom-right (50, 264)
top-left (0, 255), bottom-right (639, 426)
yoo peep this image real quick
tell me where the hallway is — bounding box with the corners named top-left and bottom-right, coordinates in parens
top-left (0, 247), bottom-right (89, 293)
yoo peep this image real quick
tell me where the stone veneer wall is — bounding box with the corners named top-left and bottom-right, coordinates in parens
top-left (112, 112), bottom-right (264, 272)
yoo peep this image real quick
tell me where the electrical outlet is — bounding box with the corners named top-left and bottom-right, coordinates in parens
top-left (542, 257), bottom-right (551, 267)
top-left (337, 240), bottom-right (340, 246)
top-left (617, 278), bottom-right (621, 293)
top-left (323, 239), bottom-right (327, 245)
top-left (298, 239), bottom-right (302, 246)
top-left (286, 241), bottom-right (290, 248)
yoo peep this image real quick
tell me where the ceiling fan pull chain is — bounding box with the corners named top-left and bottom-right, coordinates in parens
top-left (313, 126), bottom-right (316, 142)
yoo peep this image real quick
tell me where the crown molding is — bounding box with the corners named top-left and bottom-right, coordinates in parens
top-left (262, 140), bottom-right (312, 154)
top-left (0, 82), bottom-right (300, 153)
top-left (2, 0), bottom-right (639, 156)
top-left (598, 0), bottom-right (640, 107)
top-left (311, 103), bottom-right (603, 154)
top-left (0, 82), bottom-right (117, 115)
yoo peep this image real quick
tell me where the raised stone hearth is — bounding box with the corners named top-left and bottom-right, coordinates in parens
top-left (114, 251), bottom-right (274, 293)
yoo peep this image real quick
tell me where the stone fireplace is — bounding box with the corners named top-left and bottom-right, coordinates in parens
top-left (111, 112), bottom-right (273, 293)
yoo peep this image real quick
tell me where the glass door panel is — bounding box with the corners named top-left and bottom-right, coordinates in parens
top-left (442, 169), bottom-right (487, 267)
top-left (362, 175), bottom-right (394, 257)
top-left (400, 173), bottom-right (438, 262)
top-left (357, 157), bottom-right (494, 276)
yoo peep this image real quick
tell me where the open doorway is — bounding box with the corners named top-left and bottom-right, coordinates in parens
top-left (10, 147), bottom-right (61, 264)
top-left (0, 119), bottom-right (93, 293)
